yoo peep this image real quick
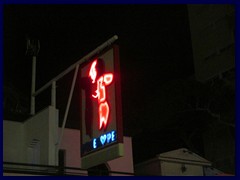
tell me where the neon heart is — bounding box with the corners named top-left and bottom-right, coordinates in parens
top-left (100, 134), bottom-right (106, 145)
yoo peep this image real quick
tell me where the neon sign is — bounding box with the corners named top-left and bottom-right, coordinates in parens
top-left (80, 45), bottom-right (123, 165)
top-left (89, 59), bottom-right (113, 130)
top-left (93, 130), bottom-right (117, 149)
top-left (82, 130), bottom-right (117, 153)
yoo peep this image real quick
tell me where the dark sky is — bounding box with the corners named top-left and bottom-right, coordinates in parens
top-left (4, 4), bottom-right (193, 87)
top-left (4, 4), bottom-right (194, 142)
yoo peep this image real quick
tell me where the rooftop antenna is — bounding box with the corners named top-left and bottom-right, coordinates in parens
top-left (25, 35), bottom-right (40, 115)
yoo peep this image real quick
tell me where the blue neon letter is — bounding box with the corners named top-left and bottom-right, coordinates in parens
top-left (107, 132), bottom-right (112, 143)
top-left (93, 138), bottom-right (97, 149)
top-left (111, 131), bottom-right (116, 142)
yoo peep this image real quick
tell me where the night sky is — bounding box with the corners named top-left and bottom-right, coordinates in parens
top-left (4, 4), bottom-right (195, 162)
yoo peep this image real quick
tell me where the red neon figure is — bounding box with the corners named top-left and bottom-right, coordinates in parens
top-left (89, 60), bottom-right (97, 83)
top-left (99, 102), bottom-right (110, 130)
top-left (89, 59), bottom-right (113, 130)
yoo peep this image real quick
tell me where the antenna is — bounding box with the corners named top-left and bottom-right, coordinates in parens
top-left (26, 36), bottom-right (40, 56)
top-left (25, 36), bottom-right (40, 115)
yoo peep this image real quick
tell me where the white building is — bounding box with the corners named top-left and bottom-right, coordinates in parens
top-left (3, 106), bottom-right (134, 176)
top-left (135, 148), bottom-right (212, 176)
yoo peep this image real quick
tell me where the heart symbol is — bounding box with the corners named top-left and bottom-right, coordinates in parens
top-left (100, 134), bottom-right (106, 145)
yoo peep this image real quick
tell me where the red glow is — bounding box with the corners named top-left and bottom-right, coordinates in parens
top-left (89, 60), bottom-right (97, 83)
top-left (99, 102), bottom-right (110, 130)
top-left (104, 74), bottom-right (113, 85)
top-left (89, 60), bottom-right (114, 130)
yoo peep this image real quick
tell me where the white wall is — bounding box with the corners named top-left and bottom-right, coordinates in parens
top-left (3, 121), bottom-right (24, 163)
top-left (3, 106), bottom-right (58, 166)
top-left (135, 160), bottom-right (205, 176)
top-left (23, 106), bottom-right (58, 165)
top-left (58, 128), bottom-right (88, 176)
top-left (134, 148), bottom-right (211, 176)
top-left (59, 128), bottom-right (81, 168)
top-left (59, 128), bottom-right (134, 175)
top-left (4, 108), bottom-right (133, 176)
top-left (108, 137), bottom-right (134, 175)
top-left (161, 162), bottom-right (204, 176)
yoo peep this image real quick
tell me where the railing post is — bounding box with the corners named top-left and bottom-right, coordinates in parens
top-left (51, 81), bottom-right (56, 108)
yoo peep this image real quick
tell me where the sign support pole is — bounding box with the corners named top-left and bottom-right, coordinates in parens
top-left (56, 65), bottom-right (79, 150)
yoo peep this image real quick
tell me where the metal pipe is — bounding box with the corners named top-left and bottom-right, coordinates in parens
top-left (51, 81), bottom-right (56, 108)
top-left (30, 56), bottom-right (36, 115)
top-left (33, 35), bottom-right (118, 97)
top-left (56, 65), bottom-right (79, 148)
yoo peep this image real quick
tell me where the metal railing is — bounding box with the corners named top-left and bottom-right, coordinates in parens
top-left (3, 162), bottom-right (135, 176)
top-left (28, 35), bottom-right (119, 155)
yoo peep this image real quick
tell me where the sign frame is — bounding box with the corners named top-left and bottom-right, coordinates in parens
top-left (79, 44), bottom-right (123, 169)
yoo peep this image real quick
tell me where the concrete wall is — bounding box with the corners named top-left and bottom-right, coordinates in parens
top-left (24, 106), bottom-right (58, 165)
top-left (3, 106), bottom-right (59, 166)
top-left (59, 128), bottom-right (81, 168)
top-left (134, 148), bottom-right (211, 176)
top-left (135, 159), bottom-right (205, 176)
top-left (4, 108), bottom-right (133, 175)
top-left (3, 121), bottom-right (24, 163)
top-left (161, 162), bottom-right (203, 176)
top-left (108, 137), bottom-right (134, 175)
top-left (59, 128), bottom-right (134, 175)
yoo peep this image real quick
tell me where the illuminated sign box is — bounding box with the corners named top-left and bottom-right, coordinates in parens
top-left (80, 45), bottom-right (123, 169)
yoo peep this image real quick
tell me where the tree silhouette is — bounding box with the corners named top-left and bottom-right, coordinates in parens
top-left (130, 76), bottom-right (235, 163)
